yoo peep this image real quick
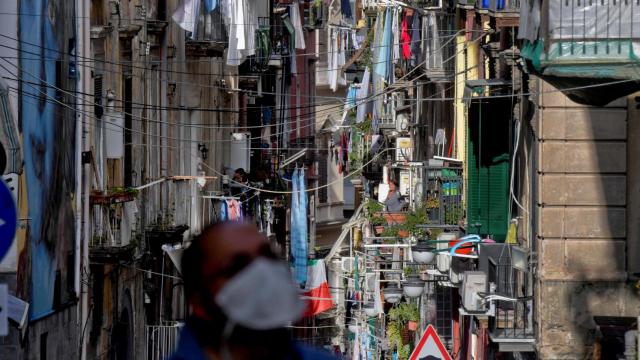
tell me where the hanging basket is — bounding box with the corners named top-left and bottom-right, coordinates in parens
top-left (407, 320), bottom-right (418, 331)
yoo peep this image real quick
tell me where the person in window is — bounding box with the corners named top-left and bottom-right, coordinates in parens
top-left (231, 168), bottom-right (250, 196)
top-left (385, 180), bottom-right (404, 212)
top-left (170, 222), bottom-right (337, 360)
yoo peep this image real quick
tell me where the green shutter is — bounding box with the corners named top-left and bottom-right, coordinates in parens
top-left (466, 99), bottom-right (511, 242)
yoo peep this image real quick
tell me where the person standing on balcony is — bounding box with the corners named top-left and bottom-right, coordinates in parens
top-left (385, 180), bottom-right (404, 212)
top-left (170, 222), bottom-right (337, 360)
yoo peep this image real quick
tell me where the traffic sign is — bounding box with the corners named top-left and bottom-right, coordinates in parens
top-left (409, 324), bottom-right (452, 360)
top-left (0, 178), bottom-right (17, 263)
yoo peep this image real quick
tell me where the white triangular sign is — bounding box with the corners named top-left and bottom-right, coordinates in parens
top-left (409, 324), bottom-right (452, 360)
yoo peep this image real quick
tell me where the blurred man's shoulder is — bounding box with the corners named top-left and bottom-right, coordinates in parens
top-left (294, 343), bottom-right (342, 360)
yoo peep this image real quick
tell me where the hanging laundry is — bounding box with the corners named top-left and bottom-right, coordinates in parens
top-left (273, 205), bottom-right (287, 251)
top-left (291, 169), bottom-right (308, 286)
top-left (410, 11), bottom-right (422, 66)
top-left (172, 0), bottom-right (201, 37)
top-left (342, 84), bottom-right (358, 125)
top-left (401, 10), bottom-right (412, 60)
top-left (204, 0), bottom-right (218, 12)
top-left (219, 199), bottom-right (228, 221)
top-left (290, 1), bottom-right (306, 50)
top-left (392, 7), bottom-right (400, 64)
top-left (340, 0), bottom-right (352, 19)
top-left (355, 67), bottom-right (370, 123)
top-left (374, 8), bottom-right (392, 80)
top-left (220, 0), bottom-right (257, 66)
top-left (227, 199), bottom-right (241, 221)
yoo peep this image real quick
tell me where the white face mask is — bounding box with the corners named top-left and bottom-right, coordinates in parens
top-left (215, 257), bottom-right (305, 330)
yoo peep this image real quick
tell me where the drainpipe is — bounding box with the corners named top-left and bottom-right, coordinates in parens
top-left (76, 0), bottom-right (91, 358)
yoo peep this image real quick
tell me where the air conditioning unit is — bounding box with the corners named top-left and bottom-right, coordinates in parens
top-left (461, 271), bottom-right (487, 312)
top-left (341, 257), bottom-right (365, 273)
top-left (105, 110), bottom-right (124, 159)
top-left (230, 133), bottom-right (251, 172)
top-left (436, 232), bottom-right (457, 273)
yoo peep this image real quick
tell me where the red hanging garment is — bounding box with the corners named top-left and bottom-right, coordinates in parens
top-left (401, 10), bottom-right (412, 59)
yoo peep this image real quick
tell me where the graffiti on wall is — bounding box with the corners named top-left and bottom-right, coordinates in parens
top-left (18, 0), bottom-right (77, 319)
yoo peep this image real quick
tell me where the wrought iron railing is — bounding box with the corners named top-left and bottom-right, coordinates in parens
top-left (424, 11), bottom-right (456, 80)
top-left (145, 324), bottom-right (182, 360)
top-left (543, 0), bottom-right (640, 57)
top-left (187, 7), bottom-right (227, 44)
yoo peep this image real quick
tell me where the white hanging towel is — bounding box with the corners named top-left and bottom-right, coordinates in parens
top-left (172, 0), bottom-right (201, 37)
top-left (221, 0), bottom-right (257, 66)
top-left (355, 67), bottom-right (370, 123)
top-left (290, 1), bottom-right (307, 50)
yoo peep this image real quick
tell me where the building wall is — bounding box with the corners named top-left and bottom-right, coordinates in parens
top-left (535, 81), bottom-right (640, 358)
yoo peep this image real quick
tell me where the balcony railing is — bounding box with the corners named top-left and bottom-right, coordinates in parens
top-left (543, 0), bottom-right (640, 59)
top-left (145, 324), bottom-right (182, 360)
top-left (519, 0), bottom-right (640, 104)
top-left (185, 7), bottom-right (227, 56)
top-left (423, 11), bottom-right (456, 81)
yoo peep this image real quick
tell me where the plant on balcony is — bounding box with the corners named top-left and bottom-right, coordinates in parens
top-left (444, 204), bottom-right (464, 225)
top-left (387, 302), bottom-right (420, 360)
top-left (426, 197), bottom-right (439, 210)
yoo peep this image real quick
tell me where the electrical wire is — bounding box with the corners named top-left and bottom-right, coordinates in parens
top-left (0, 32), bottom-right (462, 80)
top-left (8, 77), bottom-right (398, 195)
top-left (0, 30), bottom-right (486, 134)
top-left (1, 52), bottom-right (437, 139)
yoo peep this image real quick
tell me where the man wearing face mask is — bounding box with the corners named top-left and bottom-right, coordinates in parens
top-left (170, 222), bottom-right (338, 360)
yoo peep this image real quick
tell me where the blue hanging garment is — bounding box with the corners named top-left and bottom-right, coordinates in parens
top-left (204, 0), bottom-right (217, 12)
top-left (291, 170), bottom-right (307, 286)
top-left (341, 0), bottom-right (353, 19)
top-left (220, 199), bottom-right (228, 221)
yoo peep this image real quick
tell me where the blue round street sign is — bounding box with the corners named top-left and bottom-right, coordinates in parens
top-left (0, 178), bottom-right (17, 262)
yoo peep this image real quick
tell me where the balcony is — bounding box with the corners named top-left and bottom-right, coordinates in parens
top-left (89, 190), bottom-right (138, 262)
top-left (185, 8), bottom-right (227, 57)
top-left (477, 243), bottom-right (535, 351)
top-left (520, 0), bottom-right (640, 105)
top-left (423, 11), bottom-right (456, 82)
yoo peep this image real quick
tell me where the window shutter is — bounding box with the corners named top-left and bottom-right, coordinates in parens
top-left (466, 99), bottom-right (511, 241)
top-left (94, 75), bottom-right (103, 119)
top-left (319, 151), bottom-right (328, 203)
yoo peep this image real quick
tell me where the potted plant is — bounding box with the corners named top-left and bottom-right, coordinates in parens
top-left (388, 302), bottom-right (420, 349)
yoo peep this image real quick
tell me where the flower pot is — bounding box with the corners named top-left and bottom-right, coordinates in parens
top-left (383, 213), bottom-right (406, 225)
top-left (407, 321), bottom-right (418, 331)
top-left (374, 226), bottom-right (385, 236)
top-left (401, 327), bottom-right (411, 344)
